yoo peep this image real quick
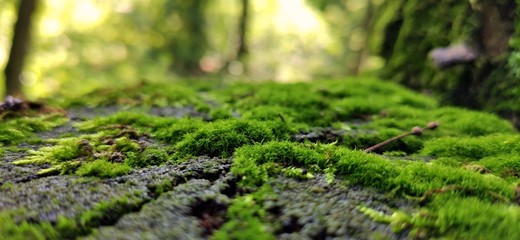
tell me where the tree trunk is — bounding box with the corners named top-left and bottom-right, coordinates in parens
top-left (376, 0), bottom-right (519, 128)
top-left (4, 0), bottom-right (38, 97)
top-left (236, 0), bottom-right (249, 61)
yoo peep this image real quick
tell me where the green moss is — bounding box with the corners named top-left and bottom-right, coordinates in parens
top-left (13, 129), bottom-right (147, 177)
top-left (77, 111), bottom-right (173, 133)
top-left (76, 159), bottom-right (131, 178)
top-left (232, 141), bottom-right (514, 201)
top-left (174, 119), bottom-right (291, 159)
top-left (232, 141), bottom-right (327, 186)
top-left (125, 146), bottom-right (170, 168)
top-left (363, 106), bottom-right (514, 138)
top-left (61, 82), bottom-right (210, 112)
top-left (421, 134), bottom-right (520, 159)
top-left (360, 193), bottom-right (520, 239)
top-left (335, 148), bottom-right (514, 200)
top-left (479, 154), bottom-right (520, 179)
top-left (79, 192), bottom-right (146, 228)
top-left (0, 114), bottom-right (68, 145)
top-left (0, 210), bottom-right (59, 240)
top-left (152, 117), bottom-right (204, 144)
top-left (79, 112), bottom-right (205, 145)
top-left (214, 78), bottom-right (437, 127)
top-left (212, 184), bottom-right (277, 240)
top-left (281, 166), bottom-right (315, 180)
top-left (415, 194), bottom-right (520, 239)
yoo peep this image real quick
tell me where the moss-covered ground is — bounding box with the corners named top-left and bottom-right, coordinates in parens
top-left (1, 77), bottom-right (519, 239)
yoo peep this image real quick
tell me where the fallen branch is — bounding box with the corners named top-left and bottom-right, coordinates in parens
top-left (364, 121), bottom-right (439, 153)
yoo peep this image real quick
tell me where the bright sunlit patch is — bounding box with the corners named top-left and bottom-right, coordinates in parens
top-left (275, 0), bottom-right (323, 33)
top-left (40, 18), bottom-right (63, 37)
top-left (72, 0), bottom-right (104, 29)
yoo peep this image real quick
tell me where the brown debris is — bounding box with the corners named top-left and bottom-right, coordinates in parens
top-left (0, 95), bottom-right (66, 119)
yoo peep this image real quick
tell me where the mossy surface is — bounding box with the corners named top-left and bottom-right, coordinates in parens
top-left (1, 77), bottom-right (520, 239)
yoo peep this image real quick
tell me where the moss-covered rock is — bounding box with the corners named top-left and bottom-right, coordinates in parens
top-left (1, 77), bottom-right (520, 239)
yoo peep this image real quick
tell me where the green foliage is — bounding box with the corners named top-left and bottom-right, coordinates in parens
top-left (212, 185), bottom-right (276, 240)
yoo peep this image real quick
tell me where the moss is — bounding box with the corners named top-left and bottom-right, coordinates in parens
top-left (61, 82), bottom-right (210, 112)
top-left (173, 119), bottom-right (291, 160)
top-left (232, 141), bottom-right (514, 201)
top-left (0, 114), bottom-right (68, 145)
top-left (214, 78), bottom-right (437, 127)
top-left (232, 141), bottom-right (327, 186)
top-left (358, 205), bottom-right (412, 233)
top-left (13, 129), bottom-right (147, 177)
top-left (209, 106), bottom-right (234, 120)
top-left (0, 210), bottom-right (59, 240)
top-left (152, 117), bottom-right (204, 144)
top-left (281, 166), bottom-right (315, 180)
top-left (76, 159), bottom-right (131, 178)
top-left (421, 134), bottom-right (520, 159)
top-left (79, 112), bottom-right (205, 145)
top-left (335, 148), bottom-right (514, 200)
top-left (364, 106), bottom-right (514, 138)
top-left (478, 154), bottom-right (520, 179)
top-left (77, 111), bottom-right (173, 133)
top-left (79, 192), bottom-right (147, 228)
top-left (125, 146), bottom-right (170, 168)
top-left (415, 194), bottom-right (520, 239)
top-left (360, 193), bottom-right (520, 239)
top-left (212, 184), bottom-right (277, 240)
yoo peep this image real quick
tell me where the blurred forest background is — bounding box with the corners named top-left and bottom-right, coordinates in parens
top-left (1, 0), bottom-right (520, 127)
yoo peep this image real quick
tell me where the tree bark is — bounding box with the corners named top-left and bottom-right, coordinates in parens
top-left (236, 0), bottom-right (249, 61)
top-left (4, 0), bottom-right (38, 97)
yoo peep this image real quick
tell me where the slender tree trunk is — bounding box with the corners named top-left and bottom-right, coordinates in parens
top-left (350, 0), bottom-right (374, 75)
top-left (4, 0), bottom-right (38, 97)
top-left (236, 0), bottom-right (249, 61)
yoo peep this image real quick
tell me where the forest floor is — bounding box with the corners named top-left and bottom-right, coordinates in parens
top-left (1, 77), bottom-right (520, 239)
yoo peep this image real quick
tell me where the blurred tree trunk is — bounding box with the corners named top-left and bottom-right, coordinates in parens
top-left (350, 0), bottom-right (374, 75)
top-left (376, 0), bottom-right (519, 127)
top-left (4, 0), bottom-right (38, 97)
top-left (236, 0), bottom-right (249, 62)
top-left (167, 1), bottom-right (208, 75)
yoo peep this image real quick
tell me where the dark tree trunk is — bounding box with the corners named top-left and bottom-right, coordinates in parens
top-left (4, 0), bottom-right (38, 97)
top-left (236, 0), bottom-right (249, 61)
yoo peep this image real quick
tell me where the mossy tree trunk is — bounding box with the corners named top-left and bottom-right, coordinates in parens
top-left (376, 0), bottom-right (519, 127)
